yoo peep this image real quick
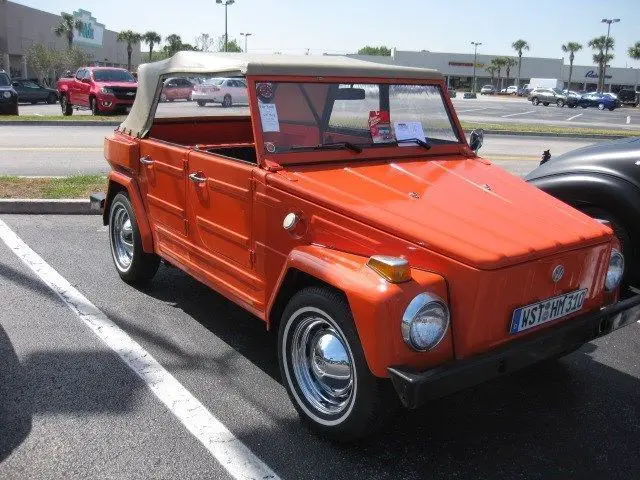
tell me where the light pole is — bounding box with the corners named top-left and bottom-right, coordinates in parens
top-left (216, 0), bottom-right (235, 52)
top-left (471, 41), bottom-right (482, 94)
top-left (240, 32), bottom-right (252, 53)
top-left (601, 18), bottom-right (619, 92)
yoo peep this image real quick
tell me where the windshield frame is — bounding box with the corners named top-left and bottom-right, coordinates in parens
top-left (247, 75), bottom-right (466, 167)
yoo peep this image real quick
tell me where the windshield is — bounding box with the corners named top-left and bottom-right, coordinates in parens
top-left (255, 82), bottom-right (460, 154)
top-left (0, 73), bottom-right (10, 87)
top-left (93, 69), bottom-right (135, 83)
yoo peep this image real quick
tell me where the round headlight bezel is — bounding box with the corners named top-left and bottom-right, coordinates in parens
top-left (401, 293), bottom-right (450, 352)
top-left (604, 248), bottom-right (624, 292)
top-left (2, 91), bottom-right (11, 99)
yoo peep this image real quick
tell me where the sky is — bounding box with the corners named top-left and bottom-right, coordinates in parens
top-left (13, 0), bottom-right (640, 68)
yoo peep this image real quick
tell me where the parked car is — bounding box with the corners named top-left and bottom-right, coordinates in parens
top-left (618, 88), bottom-right (639, 107)
top-left (577, 92), bottom-right (621, 111)
top-left (56, 67), bottom-right (137, 115)
top-left (448, 87), bottom-right (457, 98)
top-left (528, 88), bottom-right (567, 107)
top-left (501, 85), bottom-right (519, 95)
top-left (0, 70), bottom-right (19, 115)
top-left (191, 77), bottom-right (248, 107)
top-left (11, 78), bottom-right (58, 104)
top-left (563, 90), bottom-right (584, 108)
top-left (160, 77), bottom-right (194, 102)
top-left (101, 52), bottom-right (640, 441)
top-left (480, 84), bottom-right (495, 95)
top-left (526, 137), bottom-right (640, 290)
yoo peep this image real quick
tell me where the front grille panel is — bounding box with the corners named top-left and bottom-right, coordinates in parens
top-left (111, 87), bottom-right (137, 100)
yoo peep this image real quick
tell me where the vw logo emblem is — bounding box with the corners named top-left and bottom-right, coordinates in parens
top-left (551, 265), bottom-right (564, 283)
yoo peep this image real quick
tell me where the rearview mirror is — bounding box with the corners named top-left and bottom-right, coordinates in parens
top-left (334, 88), bottom-right (366, 100)
top-left (469, 129), bottom-right (484, 153)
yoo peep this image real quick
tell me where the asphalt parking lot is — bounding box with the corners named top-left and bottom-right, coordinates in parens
top-left (15, 96), bottom-right (640, 130)
top-left (1, 214), bottom-right (640, 479)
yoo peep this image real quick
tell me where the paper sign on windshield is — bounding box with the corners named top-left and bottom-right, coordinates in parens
top-left (368, 111), bottom-right (394, 143)
top-left (394, 121), bottom-right (426, 146)
top-left (259, 102), bottom-right (280, 132)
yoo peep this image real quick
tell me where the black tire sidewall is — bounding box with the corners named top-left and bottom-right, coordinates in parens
top-left (223, 95), bottom-right (232, 107)
top-left (278, 287), bottom-right (382, 440)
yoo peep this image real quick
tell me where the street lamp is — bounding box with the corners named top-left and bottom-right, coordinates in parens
top-left (601, 18), bottom-right (620, 92)
top-left (216, 0), bottom-right (235, 52)
top-left (471, 41), bottom-right (482, 94)
top-left (240, 32), bottom-right (252, 53)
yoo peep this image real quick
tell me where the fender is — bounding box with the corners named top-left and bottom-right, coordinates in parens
top-left (104, 170), bottom-right (154, 253)
top-left (268, 245), bottom-right (454, 377)
top-left (529, 172), bottom-right (640, 240)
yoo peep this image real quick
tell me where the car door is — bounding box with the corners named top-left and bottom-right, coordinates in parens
top-left (137, 139), bottom-right (190, 259)
top-left (179, 79), bottom-right (192, 100)
top-left (235, 79), bottom-right (248, 103)
top-left (11, 81), bottom-right (26, 102)
top-left (185, 148), bottom-right (264, 309)
top-left (70, 69), bottom-right (84, 104)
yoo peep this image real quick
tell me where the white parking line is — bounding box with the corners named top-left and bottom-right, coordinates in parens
top-left (0, 219), bottom-right (280, 480)
top-left (567, 113), bottom-right (583, 121)
top-left (501, 110), bottom-right (536, 118)
top-left (456, 107), bottom-right (490, 113)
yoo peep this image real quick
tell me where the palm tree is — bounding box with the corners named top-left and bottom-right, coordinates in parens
top-left (588, 36), bottom-right (615, 92)
top-left (504, 57), bottom-right (517, 87)
top-left (53, 12), bottom-right (83, 50)
top-left (485, 65), bottom-right (497, 89)
top-left (117, 30), bottom-right (142, 71)
top-left (629, 42), bottom-right (640, 91)
top-left (142, 31), bottom-right (162, 62)
top-left (490, 57), bottom-right (506, 90)
top-left (561, 42), bottom-right (582, 91)
top-left (512, 39), bottom-right (530, 88)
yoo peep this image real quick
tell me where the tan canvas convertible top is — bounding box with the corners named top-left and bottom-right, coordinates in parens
top-left (119, 51), bottom-right (443, 138)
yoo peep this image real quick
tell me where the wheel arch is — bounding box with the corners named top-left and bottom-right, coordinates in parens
top-left (103, 170), bottom-right (154, 253)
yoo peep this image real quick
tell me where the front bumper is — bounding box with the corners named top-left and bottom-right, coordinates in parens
top-left (388, 293), bottom-right (640, 409)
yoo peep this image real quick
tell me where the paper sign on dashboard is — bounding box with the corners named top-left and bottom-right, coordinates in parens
top-left (259, 102), bottom-right (280, 132)
top-left (394, 121), bottom-right (426, 146)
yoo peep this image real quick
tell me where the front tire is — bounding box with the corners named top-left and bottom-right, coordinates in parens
top-left (222, 94), bottom-right (232, 108)
top-left (598, 103), bottom-right (605, 110)
top-left (532, 97), bottom-right (539, 106)
top-left (90, 96), bottom-right (100, 115)
top-left (197, 100), bottom-right (206, 107)
top-left (278, 287), bottom-right (389, 441)
top-left (109, 192), bottom-right (160, 286)
top-left (556, 99), bottom-right (565, 107)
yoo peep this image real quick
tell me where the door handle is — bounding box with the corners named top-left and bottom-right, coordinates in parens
top-left (188, 172), bottom-right (207, 184)
top-left (140, 156), bottom-right (154, 165)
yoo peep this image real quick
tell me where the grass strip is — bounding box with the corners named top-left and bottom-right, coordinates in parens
top-left (0, 175), bottom-right (107, 199)
top-left (461, 121), bottom-right (638, 137)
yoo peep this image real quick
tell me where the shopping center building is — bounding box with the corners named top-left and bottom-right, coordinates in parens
top-left (0, 0), bottom-right (141, 77)
top-left (347, 49), bottom-right (640, 93)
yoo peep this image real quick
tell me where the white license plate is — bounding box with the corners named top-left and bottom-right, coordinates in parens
top-left (510, 288), bottom-right (588, 334)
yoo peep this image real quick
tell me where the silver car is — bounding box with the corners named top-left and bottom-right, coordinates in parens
top-left (528, 88), bottom-right (567, 107)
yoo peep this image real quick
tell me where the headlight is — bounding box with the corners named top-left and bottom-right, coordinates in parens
top-left (402, 293), bottom-right (450, 351)
top-left (2, 91), bottom-right (11, 99)
top-left (605, 248), bottom-right (624, 291)
top-left (101, 87), bottom-right (114, 95)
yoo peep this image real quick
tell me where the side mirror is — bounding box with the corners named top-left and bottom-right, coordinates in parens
top-left (469, 129), bottom-right (484, 153)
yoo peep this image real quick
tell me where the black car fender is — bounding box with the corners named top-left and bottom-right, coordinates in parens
top-left (528, 172), bottom-right (640, 243)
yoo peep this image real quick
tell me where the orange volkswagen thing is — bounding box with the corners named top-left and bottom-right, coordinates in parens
top-left (101, 52), bottom-right (640, 441)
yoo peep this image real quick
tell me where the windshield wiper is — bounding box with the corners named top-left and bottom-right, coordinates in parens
top-left (396, 138), bottom-right (431, 149)
top-left (290, 142), bottom-right (363, 153)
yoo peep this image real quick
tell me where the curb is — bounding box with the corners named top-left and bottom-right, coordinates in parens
top-left (0, 199), bottom-right (99, 215)
top-left (0, 120), bottom-right (120, 127)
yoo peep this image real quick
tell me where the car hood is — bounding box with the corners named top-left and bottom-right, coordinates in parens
top-left (270, 155), bottom-right (611, 270)
top-left (526, 137), bottom-right (640, 188)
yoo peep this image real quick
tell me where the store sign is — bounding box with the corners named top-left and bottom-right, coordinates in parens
top-left (72, 9), bottom-right (105, 47)
top-left (448, 61), bottom-right (485, 68)
top-left (585, 70), bottom-right (612, 79)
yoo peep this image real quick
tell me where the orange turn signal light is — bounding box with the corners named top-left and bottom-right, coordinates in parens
top-left (367, 255), bottom-right (412, 283)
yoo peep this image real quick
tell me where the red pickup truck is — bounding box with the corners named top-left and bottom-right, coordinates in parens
top-left (56, 67), bottom-right (137, 115)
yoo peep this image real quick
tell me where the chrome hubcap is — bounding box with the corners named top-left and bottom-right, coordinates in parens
top-left (291, 317), bottom-right (353, 415)
top-left (110, 204), bottom-right (134, 271)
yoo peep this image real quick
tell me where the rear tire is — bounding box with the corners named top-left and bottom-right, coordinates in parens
top-left (109, 192), bottom-right (160, 286)
top-left (61, 95), bottom-right (73, 116)
top-left (222, 94), bottom-right (232, 108)
top-left (197, 100), bottom-right (206, 107)
top-left (278, 287), bottom-right (392, 442)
